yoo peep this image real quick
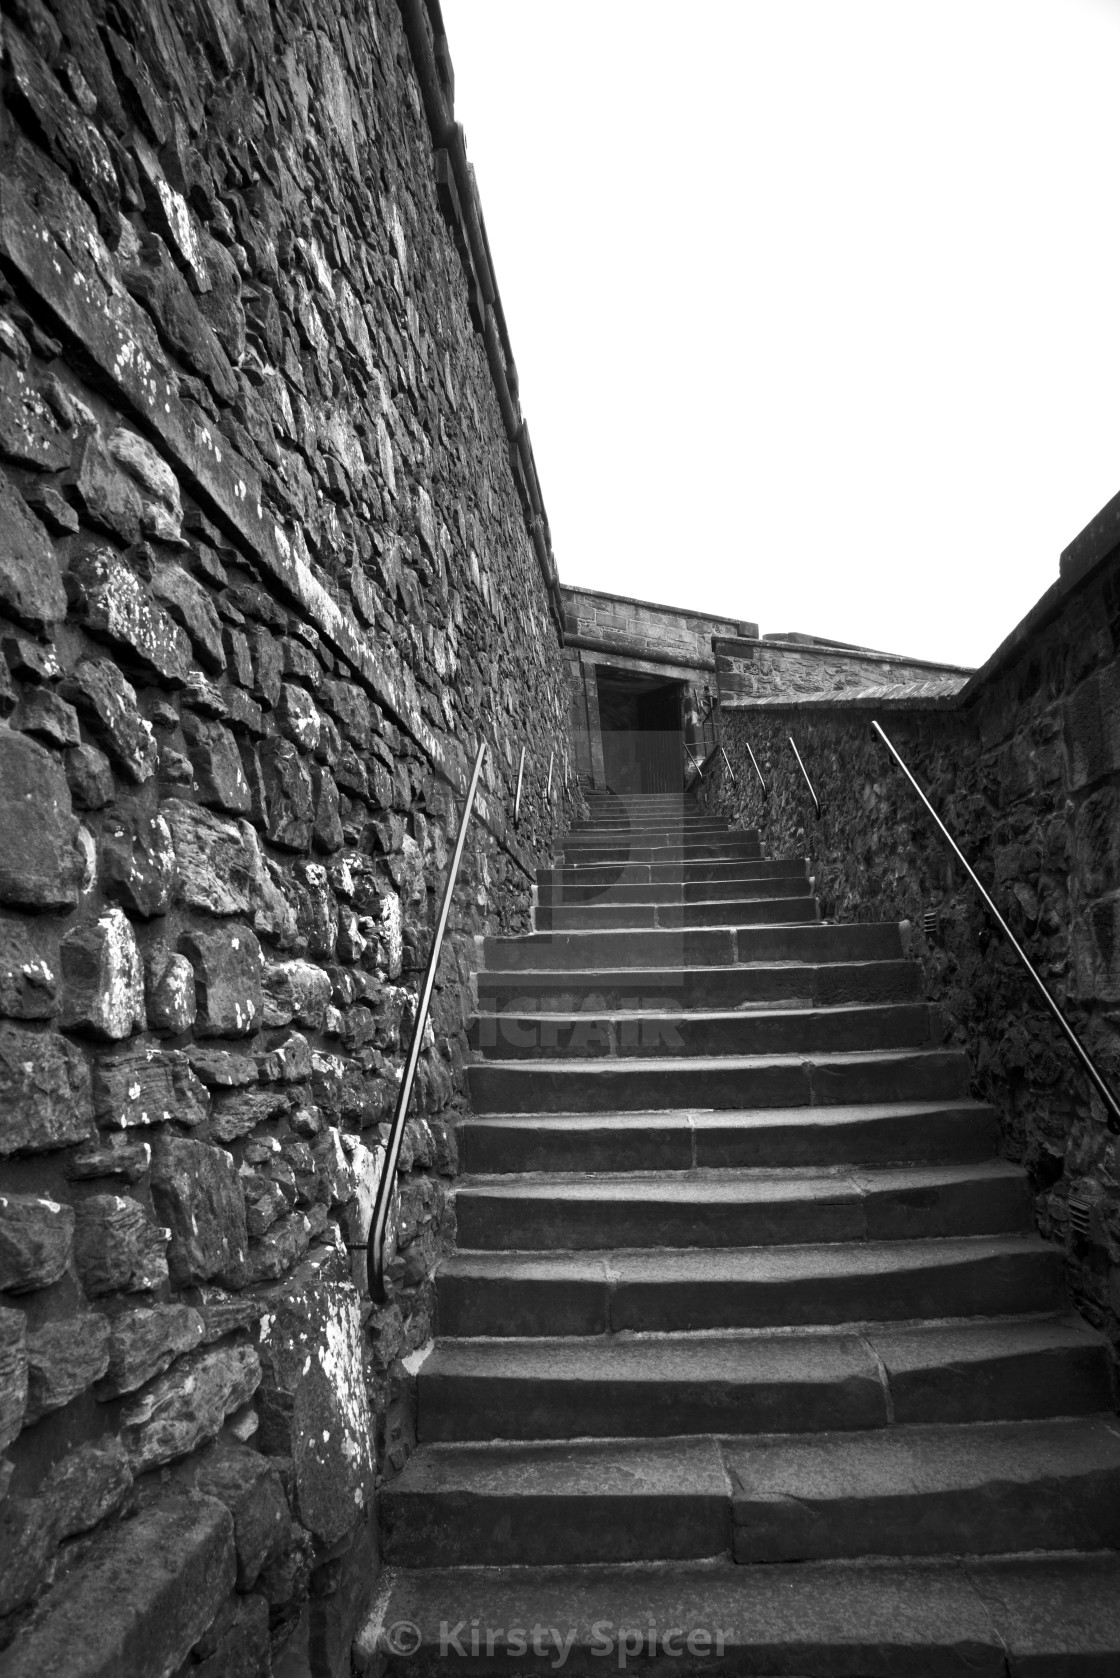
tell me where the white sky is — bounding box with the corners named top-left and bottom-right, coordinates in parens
top-left (440, 0), bottom-right (1120, 669)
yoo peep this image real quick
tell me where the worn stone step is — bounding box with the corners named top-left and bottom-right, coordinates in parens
top-left (476, 960), bottom-right (923, 1015)
top-left (547, 856), bottom-right (808, 888)
top-left (480, 921), bottom-right (905, 972)
top-left (568, 819), bottom-right (737, 837)
top-left (452, 1162), bottom-right (1031, 1251)
top-left (418, 1316), bottom-right (1114, 1442)
top-left (470, 1001), bottom-right (933, 1059)
top-left (436, 1235), bottom-right (1066, 1337)
top-left (467, 1047), bottom-right (972, 1113)
top-left (536, 891), bottom-right (818, 932)
top-left (538, 874), bottom-right (811, 908)
top-left (381, 1436), bottom-right (731, 1567)
top-left (730, 1415), bottom-right (1120, 1563)
top-left (540, 860), bottom-right (809, 896)
top-left (456, 1101), bottom-right (1000, 1175)
top-left (356, 1551), bottom-right (1120, 1675)
top-left (560, 840), bottom-right (763, 865)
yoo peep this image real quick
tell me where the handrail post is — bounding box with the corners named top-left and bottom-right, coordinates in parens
top-left (788, 736), bottom-right (821, 819)
top-left (873, 718), bottom-right (1120, 1135)
top-left (366, 739), bottom-right (489, 1301)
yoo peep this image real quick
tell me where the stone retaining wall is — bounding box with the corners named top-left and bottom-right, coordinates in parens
top-left (699, 539), bottom-right (1120, 1388)
top-left (713, 632), bottom-right (972, 704)
top-left (0, 0), bottom-right (574, 1671)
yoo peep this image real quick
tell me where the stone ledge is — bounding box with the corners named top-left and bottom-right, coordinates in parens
top-left (1, 1495), bottom-right (235, 1678)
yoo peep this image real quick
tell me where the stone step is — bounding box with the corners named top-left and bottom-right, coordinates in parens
top-left (356, 1551), bottom-right (1120, 1675)
top-left (435, 1234), bottom-right (1066, 1337)
top-left (568, 819), bottom-right (737, 836)
top-left (380, 1436), bottom-right (731, 1567)
top-left (729, 1414), bottom-right (1120, 1563)
top-left (535, 891), bottom-right (818, 932)
top-left (559, 840), bottom-right (763, 865)
top-left (452, 1162), bottom-right (1031, 1250)
top-left (476, 960), bottom-right (923, 1013)
top-left (380, 1417), bottom-right (1120, 1569)
top-left (538, 873), bottom-right (811, 907)
top-left (545, 857), bottom-right (808, 888)
top-left (456, 1101), bottom-right (1000, 1175)
top-left (470, 1001), bottom-right (934, 1059)
top-left (540, 859), bottom-right (808, 894)
top-left (480, 921), bottom-right (905, 972)
top-left (418, 1316), bottom-right (1114, 1442)
top-left (467, 1047), bottom-right (972, 1113)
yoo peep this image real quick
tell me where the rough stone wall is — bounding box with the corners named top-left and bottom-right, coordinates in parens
top-left (0, 0), bottom-right (574, 1671)
top-left (713, 633), bottom-right (972, 704)
top-left (699, 551), bottom-right (1120, 1388)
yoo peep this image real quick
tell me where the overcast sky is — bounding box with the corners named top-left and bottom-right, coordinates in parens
top-left (440, 0), bottom-right (1120, 669)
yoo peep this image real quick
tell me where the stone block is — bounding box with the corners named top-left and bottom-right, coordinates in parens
top-left (121, 1343), bottom-right (261, 1472)
top-left (11, 687), bottom-right (81, 747)
top-left (0, 730), bottom-right (80, 910)
top-left (25, 1313), bottom-right (111, 1422)
top-left (97, 1303), bottom-right (205, 1398)
top-left (150, 1134), bottom-right (248, 1288)
top-left (60, 908), bottom-right (146, 1040)
top-left (72, 1194), bottom-right (169, 1296)
top-left (145, 947), bottom-right (197, 1032)
top-left (181, 924), bottom-right (263, 1038)
top-left (108, 429), bottom-right (182, 540)
top-left (178, 1442), bottom-right (291, 1589)
top-left (0, 910), bottom-right (59, 1020)
top-left (257, 736), bottom-right (314, 851)
top-left (162, 799), bottom-right (296, 944)
top-left (67, 1134), bottom-right (152, 1182)
top-left (256, 1270), bottom-right (375, 1545)
top-left (4, 25), bottom-right (119, 236)
top-left (0, 1022), bottom-right (93, 1155)
top-left (65, 743), bottom-right (114, 810)
top-left (0, 356), bottom-right (69, 473)
top-left (92, 1044), bottom-right (208, 1129)
top-left (210, 1085), bottom-right (290, 1144)
top-left (0, 465), bottom-right (65, 632)
top-left (0, 1192), bottom-right (74, 1291)
top-left (68, 547), bottom-right (192, 684)
top-left (262, 959), bottom-right (332, 1029)
top-left (183, 714), bottom-right (252, 813)
top-left (63, 433), bottom-right (144, 545)
top-left (276, 683), bottom-right (320, 751)
top-left (0, 1494), bottom-right (235, 1678)
top-left (41, 1438), bottom-right (133, 1540)
top-left (246, 625), bottom-right (282, 706)
top-left (62, 658), bottom-right (158, 782)
top-left (0, 1305), bottom-right (28, 1449)
top-left (312, 764), bottom-right (343, 852)
top-left (192, 1591), bottom-right (270, 1678)
top-left (101, 804), bottom-right (176, 917)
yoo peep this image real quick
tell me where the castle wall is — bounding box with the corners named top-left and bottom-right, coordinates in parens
top-left (0, 0), bottom-right (573, 1669)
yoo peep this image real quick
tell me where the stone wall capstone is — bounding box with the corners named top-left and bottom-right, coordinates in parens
top-left (0, 0), bottom-right (576, 1671)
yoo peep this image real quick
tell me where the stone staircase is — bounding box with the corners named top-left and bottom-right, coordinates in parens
top-left (359, 794), bottom-right (1120, 1674)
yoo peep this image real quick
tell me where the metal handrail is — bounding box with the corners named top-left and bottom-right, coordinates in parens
top-left (513, 745), bottom-right (526, 825)
top-left (744, 741), bottom-right (767, 796)
top-left (788, 736), bottom-right (821, 819)
top-left (546, 750), bottom-right (555, 799)
top-left (873, 719), bottom-right (1120, 1135)
top-left (720, 746), bottom-right (737, 786)
top-left (366, 739), bottom-right (488, 1301)
top-left (685, 744), bottom-right (704, 780)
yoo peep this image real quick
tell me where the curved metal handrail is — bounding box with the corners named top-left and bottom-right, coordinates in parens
top-left (873, 719), bottom-right (1120, 1135)
top-left (744, 741), bottom-right (767, 796)
top-left (513, 745), bottom-right (526, 826)
top-left (367, 739), bottom-right (489, 1302)
top-left (788, 736), bottom-right (821, 819)
top-left (720, 746), bottom-right (737, 786)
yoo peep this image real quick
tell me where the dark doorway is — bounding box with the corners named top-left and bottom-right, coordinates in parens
top-left (595, 668), bottom-right (683, 793)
